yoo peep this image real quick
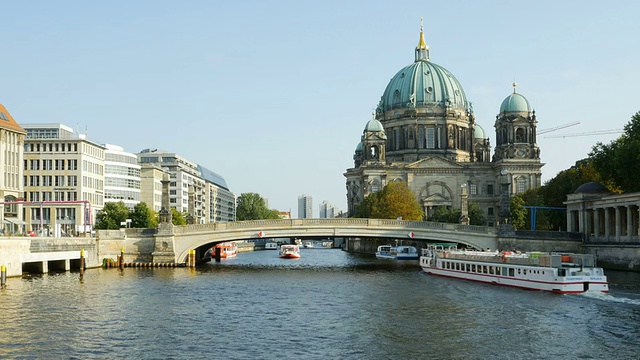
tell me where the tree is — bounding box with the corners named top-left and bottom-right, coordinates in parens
top-left (353, 182), bottom-right (423, 220)
top-left (589, 111), bottom-right (640, 192)
top-left (236, 193), bottom-right (280, 220)
top-left (509, 195), bottom-right (527, 230)
top-left (95, 202), bottom-right (130, 230)
top-left (171, 208), bottom-right (187, 225)
top-left (130, 202), bottom-right (153, 228)
top-left (427, 206), bottom-right (461, 223)
top-left (468, 202), bottom-right (486, 226)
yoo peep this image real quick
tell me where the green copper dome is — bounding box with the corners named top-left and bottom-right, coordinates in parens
top-left (355, 142), bottom-right (363, 152)
top-left (364, 118), bottom-right (385, 132)
top-left (474, 124), bottom-right (486, 139)
top-left (500, 84), bottom-right (531, 113)
top-left (379, 61), bottom-right (469, 112)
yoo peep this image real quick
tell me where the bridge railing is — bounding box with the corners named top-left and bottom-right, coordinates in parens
top-left (169, 218), bottom-right (496, 234)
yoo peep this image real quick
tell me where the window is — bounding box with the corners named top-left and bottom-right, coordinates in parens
top-left (487, 184), bottom-right (494, 195)
top-left (426, 128), bottom-right (435, 149)
top-left (516, 177), bottom-right (527, 194)
top-left (469, 183), bottom-right (477, 195)
top-left (488, 207), bottom-right (494, 215)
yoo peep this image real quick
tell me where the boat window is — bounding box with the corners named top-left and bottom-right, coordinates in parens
top-left (466, 264), bottom-right (470, 272)
top-left (509, 268), bottom-right (515, 277)
top-left (456, 263), bottom-right (460, 271)
top-left (489, 266), bottom-right (494, 275)
top-left (517, 269), bottom-right (521, 275)
top-left (483, 266), bottom-right (488, 274)
top-left (558, 269), bottom-right (566, 276)
top-left (471, 264), bottom-right (476, 272)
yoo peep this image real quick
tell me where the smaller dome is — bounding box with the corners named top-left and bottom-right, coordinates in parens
top-left (574, 182), bottom-right (609, 194)
top-left (355, 142), bottom-right (363, 152)
top-left (500, 92), bottom-right (531, 113)
top-left (474, 124), bottom-right (486, 139)
top-left (364, 119), bottom-right (384, 132)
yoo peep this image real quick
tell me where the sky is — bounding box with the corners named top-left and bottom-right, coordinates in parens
top-left (2, 1), bottom-right (639, 218)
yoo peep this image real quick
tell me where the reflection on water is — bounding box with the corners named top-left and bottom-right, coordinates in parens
top-left (1, 248), bottom-right (639, 359)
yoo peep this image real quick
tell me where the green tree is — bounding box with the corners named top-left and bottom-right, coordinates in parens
top-left (353, 182), bottom-right (423, 220)
top-left (509, 195), bottom-right (527, 230)
top-left (171, 208), bottom-right (187, 225)
top-left (236, 193), bottom-right (280, 220)
top-left (589, 111), bottom-right (640, 192)
top-left (95, 202), bottom-right (130, 230)
top-left (468, 202), bottom-right (486, 226)
top-left (130, 202), bottom-right (153, 228)
top-left (427, 206), bottom-right (460, 223)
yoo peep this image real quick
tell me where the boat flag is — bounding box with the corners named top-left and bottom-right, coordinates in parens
top-left (407, 232), bottom-right (415, 238)
top-left (258, 231), bottom-right (265, 237)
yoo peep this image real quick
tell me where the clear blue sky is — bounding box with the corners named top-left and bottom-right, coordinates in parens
top-left (2, 1), bottom-right (639, 218)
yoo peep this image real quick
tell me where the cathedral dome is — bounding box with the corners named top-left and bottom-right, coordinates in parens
top-left (378, 22), bottom-right (469, 113)
top-left (355, 142), bottom-right (363, 152)
top-left (474, 124), bottom-right (486, 139)
top-left (379, 61), bottom-right (469, 112)
top-left (364, 118), bottom-right (384, 132)
top-left (499, 84), bottom-right (531, 113)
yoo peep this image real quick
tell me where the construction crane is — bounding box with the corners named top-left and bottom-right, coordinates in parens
top-left (537, 121), bottom-right (580, 135)
top-left (545, 129), bottom-right (623, 138)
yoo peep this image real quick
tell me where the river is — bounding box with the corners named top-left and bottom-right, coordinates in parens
top-left (1, 248), bottom-right (640, 359)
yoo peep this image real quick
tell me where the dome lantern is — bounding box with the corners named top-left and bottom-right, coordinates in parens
top-left (415, 17), bottom-right (430, 62)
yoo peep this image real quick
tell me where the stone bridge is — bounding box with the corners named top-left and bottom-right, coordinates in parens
top-left (99, 219), bottom-right (499, 264)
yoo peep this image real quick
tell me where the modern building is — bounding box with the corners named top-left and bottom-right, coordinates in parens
top-left (298, 194), bottom-right (312, 219)
top-left (22, 123), bottom-right (105, 236)
top-left (103, 144), bottom-right (141, 210)
top-left (0, 104), bottom-right (27, 234)
top-left (140, 164), bottom-right (167, 212)
top-left (345, 22), bottom-right (542, 226)
top-left (137, 149), bottom-right (235, 223)
top-left (319, 201), bottom-right (336, 218)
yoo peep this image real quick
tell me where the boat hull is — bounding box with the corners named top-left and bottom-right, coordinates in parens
top-left (421, 264), bottom-right (608, 294)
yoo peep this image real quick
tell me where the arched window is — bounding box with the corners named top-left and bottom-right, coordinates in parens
top-left (370, 180), bottom-right (381, 193)
top-left (516, 177), bottom-right (527, 194)
top-left (515, 128), bottom-right (525, 143)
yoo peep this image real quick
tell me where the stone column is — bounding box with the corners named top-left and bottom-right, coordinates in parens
top-left (459, 184), bottom-right (469, 225)
top-left (186, 185), bottom-right (195, 225)
top-left (593, 208), bottom-right (600, 240)
top-left (566, 210), bottom-right (573, 233)
top-left (615, 206), bottom-right (621, 242)
top-left (604, 208), bottom-right (610, 241)
top-left (627, 205), bottom-right (634, 242)
top-left (159, 173), bottom-right (172, 224)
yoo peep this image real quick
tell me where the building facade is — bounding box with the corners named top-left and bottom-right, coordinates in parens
top-left (0, 104), bottom-right (26, 234)
top-left (22, 123), bottom-right (105, 236)
top-left (138, 149), bottom-right (235, 223)
top-left (298, 194), bottom-right (312, 219)
top-left (319, 201), bottom-right (336, 218)
top-left (103, 144), bottom-right (141, 210)
top-left (345, 23), bottom-right (543, 225)
top-left (140, 164), bottom-right (167, 212)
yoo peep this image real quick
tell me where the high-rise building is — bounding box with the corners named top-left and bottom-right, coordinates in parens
top-left (319, 201), bottom-right (336, 218)
top-left (103, 144), bottom-right (141, 210)
top-left (0, 104), bottom-right (26, 235)
top-left (23, 123), bottom-right (105, 236)
top-left (298, 194), bottom-right (312, 219)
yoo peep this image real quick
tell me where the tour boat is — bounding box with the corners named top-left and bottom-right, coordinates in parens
top-left (279, 244), bottom-right (301, 259)
top-left (265, 242), bottom-right (278, 250)
top-left (214, 242), bottom-right (238, 259)
top-left (419, 245), bottom-right (608, 294)
top-left (376, 245), bottom-right (419, 260)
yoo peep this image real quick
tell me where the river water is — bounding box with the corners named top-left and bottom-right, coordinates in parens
top-left (1, 248), bottom-right (640, 360)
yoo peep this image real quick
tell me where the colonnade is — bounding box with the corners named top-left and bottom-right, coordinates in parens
top-left (568, 204), bottom-right (640, 242)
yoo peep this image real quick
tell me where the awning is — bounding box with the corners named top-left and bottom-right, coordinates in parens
top-left (4, 218), bottom-right (26, 225)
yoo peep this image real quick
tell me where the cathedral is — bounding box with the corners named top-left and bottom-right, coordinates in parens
top-left (345, 21), bottom-right (543, 226)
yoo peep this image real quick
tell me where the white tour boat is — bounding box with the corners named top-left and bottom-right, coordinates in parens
top-left (420, 244), bottom-right (608, 294)
top-left (279, 244), bottom-right (301, 259)
top-left (376, 245), bottom-right (419, 260)
top-left (265, 242), bottom-right (278, 250)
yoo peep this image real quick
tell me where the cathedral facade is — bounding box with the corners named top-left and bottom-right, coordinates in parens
top-left (345, 23), bottom-right (543, 226)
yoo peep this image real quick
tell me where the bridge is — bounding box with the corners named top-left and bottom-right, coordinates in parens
top-left (102, 218), bottom-right (500, 263)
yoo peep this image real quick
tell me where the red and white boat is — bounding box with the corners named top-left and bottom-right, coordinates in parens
top-left (420, 244), bottom-right (608, 294)
top-left (214, 242), bottom-right (238, 259)
top-left (279, 244), bottom-right (300, 259)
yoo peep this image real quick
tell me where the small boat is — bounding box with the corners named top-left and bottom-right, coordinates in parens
top-left (420, 244), bottom-right (609, 294)
top-left (375, 245), bottom-right (419, 260)
top-left (211, 242), bottom-right (238, 259)
top-left (279, 244), bottom-right (301, 259)
top-left (303, 241), bottom-right (314, 248)
top-left (265, 242), bottom-right (278, 250)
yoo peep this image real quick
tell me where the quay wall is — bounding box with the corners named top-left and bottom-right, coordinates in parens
top-left (583, 244), bottom-right (640, 271)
